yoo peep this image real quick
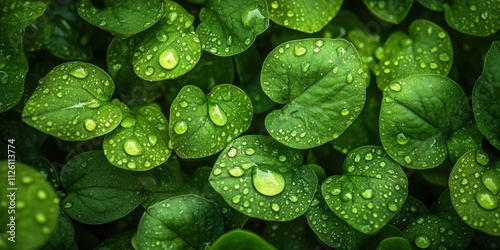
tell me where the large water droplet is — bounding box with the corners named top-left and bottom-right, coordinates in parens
top-left (69, 65), bottom-right (89, 79)
top-left (156, 30), bottom-right (169, 42)
top-left (84, 118), bottom-right (97, 132)
top-left (396, 132), bottom-right (409, 145)
top-left (120, 116), bottom-right (136, 128)
top-left (228, 166), bottom-right (245, 177)
top-left (271, 203), bottom-right (280, 212)
top-left (361, 189), bottom-right (373, 199)
top-left (208, 103), bottom-right (228, 126)
top-left (173, 120), bottom-right (188, 134)
top-left (476, 150), bottom-right (489, 165)
top-left (475, 191), bottom-right (498, 210)
top-left (252, 166), bottom-right (285, 196)
top-left (439, 53), bottom-right (450, 62)
top-left (123, 139), bottom-right (143, 156)
top-left (245, 148), bottom-right (255, 156)
top-left (294, 46), bottom-right (307, 56)
top-left (482, 170), bottom-right (500, 194)
top-left (415, 235), bottom-right (431, 249)
top-left (159, 49), bottom-right (179, 69)
top-left (148, 134), bottom-right (158, 146)
top-left (389, 82), bottom-right (401, 92)
top-left (241, 5), bottom-right (265, 29)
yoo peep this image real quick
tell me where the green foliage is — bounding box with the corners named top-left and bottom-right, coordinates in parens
top-left (2, 0), bottom-right (500, 248)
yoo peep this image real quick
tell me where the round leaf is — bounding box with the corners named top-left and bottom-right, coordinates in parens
top-left (60, 151), bottom-right (146, 224)
top-left (103, 106), bottom-right (172, 171)
top-left (22, 61), bottom-right (122, 141)
top-left (133, 195), bottom-right (224, 250)
top-left (449, 149), bottom-right (500, 236)
top-left (268, 0), bottom-right (343, 33)
top-left (196, 0), bottom-right (269, 56)
top-left (403, 214), bottom-right (468, 249)
top-left (473, 41), bottom-right (500, 150)
top-left (363, 0), bottom-right (413, 24)
top-left (210, 229), bottom-right (277, 250)
top-left (0, 161), bottom-right (60, 250)
top-left (380, 74), bottom-right (469, 169)
top-left (261, 38), bottom-right (366, 149)
top-left (374, 19), bottom-right (453, 90)
top-left (78, 0), bottom-right (165, 37)
top-left (444, 1), bottom-right (500, 36)
top-left (132, 0), bottom-right (201, 81)
top-left (169, 84), bottom-right (253, 158)
top-left (208, 135), bottom-right (318, 221)
top-left (321, 146), bottom-right (408, 234)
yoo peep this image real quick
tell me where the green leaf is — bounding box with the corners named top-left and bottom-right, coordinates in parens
top-left (473, 41), bottom-right (500, 150)
top-left (261, 38), bottom-right (366, 149)
top-left (0, 0), bottom-right (47, 113)
top-left (169, 84), bottom-right (253, 158)
top-left (0, 161), bottom-right (60, 250)
top-left (347, 29), bottom-right (381, 86)
top-left (449, 149), bottom-right (500, 236)
top-left (209, 229), bottom-right (277, 250)
top-left (321, 146), bottom-right (408, 234)
top-left (40, 212), bottom-right (76, 250)
top-left (267, 0), bottom-right (343, 33)
top-left (132, 0), bottom-right (201, 81)
top-left (363, 0), bottom-right (413, 24)
top-left (22, 61), bottom-right (122, 141)
top-left (209, 135), bottom-right (318, 221)
top-left (95, 232), bottom-right (134, 250)
top-left (60, 151), bottom-right (146, 224)
top-left (132, 195), bottom-right (224, 250)
top-left (306, 192), bottom-right (366, 249)
top-left (374, 19), bottom-right (453, 90)
top-left (416, 0), bottom-right (445, 11)
top-left (376, 237), bottom-right (411, 250)
top-left (446, 122), bottom-right (483, 162)
top-left (380, 74), bottom-right (469, 169)
top-left (196, 0), bottom-right (269, 56)
top-left (389, 195), bottom-right (430, 231)
top-left (262, 218), bottom-right (319, 249)
top-left (107, 37), bottom-right (164, 108)
top-left (435, 189), bottom-right (474, 248)
top-left (444, 1), bottom-right (500, 36)
top-left (103, 105), bottom-right (172, 171)
top-left (78, 0), bottom-right (164, 37)
top-left (30, 157), bottom-right (60, 189)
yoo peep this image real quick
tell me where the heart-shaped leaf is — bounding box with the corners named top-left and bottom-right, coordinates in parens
top-left (374, 19), bottom-right (453, 90)
top-left (132, 0), bottom-right (201, 81)
top-left (133, 195), bottom-right (224, 249)
top-left (60, 151), bottom-right (146, 224)
top-left (473, 41), bottom-right (500, 150)
top-left (449, 149), bottom-right (500, 236)
top-left (321, 146), bottom-right (408, 234)
top-left (380, 74), bottom-right (469, 169)
top-left (22, 61), bottom-right (122, 141)
top-left (78, 0), bottom-right (165, 37)
top-left (0, 0), bottom-right (47, 113)
top-left (169, 84), bottom-right (253, 158)
top-left (403, 214), bottom-right (459, 249)
top-left (363, 0), bottom-right (413, 24)
top-left (196, 0), bottom-right (269, 56)
top-left (208, 135), bottom-right (318, 221)
top-left (0, 161), bottom-right (60, 250)
top-left (444, 0), bottom-right (500, 36)
top-left (261, 38), bottom-right (366, 149)
top-left (103, 105), bottom-right (172, 171)
top-left (268, 0), bottom-right (343, 33)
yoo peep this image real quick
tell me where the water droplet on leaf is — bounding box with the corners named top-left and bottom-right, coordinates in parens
top-left (123, 139), bottom-right (143, 156)
top-left (173, 120), bottom-right (188, 134)
top-left (84, 118), bottom-right (97, 131)
top-left (252, 166), bottom-right (285, 196)
top-left (159, 49), bottom-right (179, 69)
top-left (475, 191), bottom-right (498, 210)
top-left (69, 65), bottom-right (89, 79)
top-left (208, 103), bottom-right (228, 126)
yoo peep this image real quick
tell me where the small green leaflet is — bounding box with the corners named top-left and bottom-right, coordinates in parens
top-left (473, 41), bottom-right (500, 150)
top-left (196, 0), bottom-right (269, 56)
top-left (78, 0), bottom-right (165, 37)
top-left (0, 161), bottom-right (60, 250)
top-left (43, 212), bottom-right (76, 250)
top-left (449, 149), bottom-right (500, 236)
top-left (0, 0), bottom-right (47, 113)
top-left (169, 84), bottom-right (253, 159)
top-left (22, 61), bottom-right (122, 141)
top-left (374, 19), bottom-right (453, 90)
top-left (133, 195), bottom-right (225, 250)
top-left (380, 74), bottom-right (469, 169)
top-left (208, 135), bottom-right (318, 221)
top-left (389, 195), bottom-right (429, 231)
top-left (444, 0), bottom-right (500, 36)
top-left (416, 0), bottom-right (445, 11)
top-left (268, 0), bottom-right (343, 33)
top-left (132, 0), bottom-right (201, 81)
top-left (103, 105), bottom-right (172, 171)
top-left (363, 0), bottom-right (413, 24)
top-left (261, 38), bottom-right (366, 149)
top-left (321, 146), bottom-right (408, 234)
top-left (60, 151), bottom-right (146, 224)
top-left (446, 123), bottom-right (483, 162)
top-left (210, 229), bottom-right (277, 250)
